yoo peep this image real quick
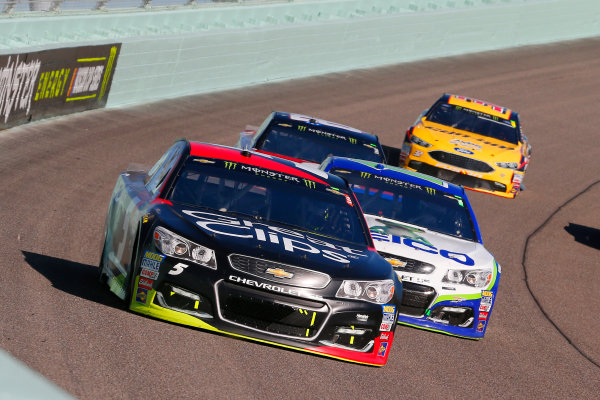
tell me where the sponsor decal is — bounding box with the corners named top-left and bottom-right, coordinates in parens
top-left (370, 232), bottom-right (475, 266)
top-left (413, 150), bottom-right (423, 157)
top-left (482, 291), bottom-right (493, 297)
top-left (183, 210), bottom-right (366, 263)
top-left (481, 296), bottom-right (493, 305)
top-left (1, 44), bottom-right (120, 130)
top-left (0, 55), bottom-right (41, 124)
top-left (265, 267), bottom-right (294, 279)
top-left (344, 194), bottom-right (353, 207)
top-left (382, 313), bottom-right (395, 324)
top-left (454, 147), bottom-right (474, 155)
top-left (356, 314), bottom-right (369, 322)
top-left (385, 257), bottom-right (407, 267)
top-left (380, 333), bottom-right (390, 340)
top-left (477, 321), bottom-right (486, 332)
top-left (229, 275), bottom-right (323, 300)
top-left (452, 296), bottom-right (467, 302)
top-left (479, 304), bottom-right (491, 312)
top-left (382, 305), bottom-right (396, 313)
top-left (143, 251), bottom-right (165, 262)
top-left (138, 277), bottom-right (154, 290)
top-left (136, 287), bottom-right (148, 304)
top-left (303, 179), bottom-right (316, 189)
top-left (140, 269), bottom-right (159, 280)
top-left (141, 258), bottom-right (161, 272)
top-left (450, 139), bottom-right (482, 150)
top-left (377, 342), bottom-right (389, 357)
top-left (380, 322), bottom-right (392, 332)
top-left (141, 251), bottom-right (165, 273)
top-left (453, 95), bottom-right (507, 114)
top-left (478, 311), bottom-right (489, 320)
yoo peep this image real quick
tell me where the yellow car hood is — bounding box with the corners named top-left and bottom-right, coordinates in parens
top-left (416, 120), bottom-right (521, 161)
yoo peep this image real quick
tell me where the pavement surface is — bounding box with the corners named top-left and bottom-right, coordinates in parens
top-left (1, 37), bottom-right (599, 399)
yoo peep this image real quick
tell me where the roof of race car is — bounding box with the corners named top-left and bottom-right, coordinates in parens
top-left (321, 156), bottom-right (467, 197)
top-left (272, 112), bottom-right (381, 143)
top-left (189, 141), bottom-right (344, 187)
top-left (445, 94), bottom-right (515, 120)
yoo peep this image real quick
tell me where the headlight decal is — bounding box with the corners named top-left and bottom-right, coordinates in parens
top-left (336, 279), bottom-right (395, 304)
top-left (410, 135), bottom-right (433, 148)
top-left (153, 226), bottom-right (217, 269)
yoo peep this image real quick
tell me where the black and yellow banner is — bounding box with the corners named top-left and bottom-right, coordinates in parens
top-left (0, 43), bottom-right (121, 130)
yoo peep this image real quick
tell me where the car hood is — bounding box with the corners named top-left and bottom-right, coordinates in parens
top-left (417, 120), bottom-right (521, 162)
top-left (164, 205), bottom-right (393, 280)
top-left (365, 214), bottom-right (494, 270)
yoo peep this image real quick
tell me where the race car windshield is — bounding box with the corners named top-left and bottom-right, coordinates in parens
top-left (426, 103), bottom-right (519, 145)
top-left (329, 168), bottom-right (477, 241)
top-left (169, 159), bottom-right (368, 245)
top-left (256, 121), bottom-right (383, 163)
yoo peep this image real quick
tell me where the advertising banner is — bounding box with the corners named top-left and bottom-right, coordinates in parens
top-left (0, 43), bottom-right (121, 130)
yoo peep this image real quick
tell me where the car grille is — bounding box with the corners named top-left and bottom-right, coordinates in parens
top-left (217, 281), bottom-right (329, 339)
top-left (398, 282), bottom-right (436, 317)
top-left (429, 150), bottom-right (494, 173)
top-left (378, 252), bottom-right (430, 274)
top-left (408, 162), bottom-right (507, 193)
top-left (228, 254), bottom-right (331, 289)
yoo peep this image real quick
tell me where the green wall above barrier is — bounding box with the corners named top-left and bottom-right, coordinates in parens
top-left (1, 0), bottom-right (599, 107)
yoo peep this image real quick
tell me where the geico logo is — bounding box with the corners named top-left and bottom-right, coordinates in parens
top-left (229, 275), bottom-right (324, 300)
top-left (371, 232), bottom-right (475, 266)
top-left (183, 210), bottom-right (365, 263)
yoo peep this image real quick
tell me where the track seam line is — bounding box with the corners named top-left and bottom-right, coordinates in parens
top-left (522, 179), bottom-right (600, 369)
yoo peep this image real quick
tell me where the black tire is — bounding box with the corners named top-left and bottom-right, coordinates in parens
top-left (98, 236), bottom-right (108, 284)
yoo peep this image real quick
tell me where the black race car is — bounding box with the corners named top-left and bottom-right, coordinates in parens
top-left (235, 111), bottom-right (386, 165)
top-left (99, 140), bottom-right (402, 366)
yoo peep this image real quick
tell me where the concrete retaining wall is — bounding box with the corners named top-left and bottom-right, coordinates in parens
top-left (1, 0), bottom-right (599, 108)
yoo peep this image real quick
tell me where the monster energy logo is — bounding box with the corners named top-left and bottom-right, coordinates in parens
top-left (298, 126), bottom-right (307, 132)
top-left (349, 138), bottom-right (357, 144)
top-left (425, 187), bottom-right (436, 195)
top-left (360, 172), bottom-right (372, 179)
top-left (303, 179), bottom-right (316, 189)
top-left (224, 161), bottom-right (237, 170)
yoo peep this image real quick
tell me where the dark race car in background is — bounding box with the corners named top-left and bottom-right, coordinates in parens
top-left (321, 157), bottom-right (500, 339)
top-left (98, 141), bottom-right (402, 366)
top-left (235, 111), bottom-right (386, 165)
top-left (400, 94), bottom-right (532, 198)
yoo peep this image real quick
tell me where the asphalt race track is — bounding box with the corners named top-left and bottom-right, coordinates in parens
top-left (1, 37), bottom-right (599, 399)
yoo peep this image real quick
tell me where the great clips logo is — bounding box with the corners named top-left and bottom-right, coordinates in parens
top-left (183, 210), bottom-right (366, 263)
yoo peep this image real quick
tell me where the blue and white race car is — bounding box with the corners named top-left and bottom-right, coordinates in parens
top-left (321, 157), bottom-right (500, 339)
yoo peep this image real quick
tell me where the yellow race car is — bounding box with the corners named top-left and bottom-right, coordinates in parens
top-left (400, 94), bottom-right (531, 198)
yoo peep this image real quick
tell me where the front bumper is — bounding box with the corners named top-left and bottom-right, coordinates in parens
top-left (402, 146), bottom-right (523, 199)
top-left (129, 253), bottom-right (398, 366)
top-left (395, 280), bottom-right (499, 339)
